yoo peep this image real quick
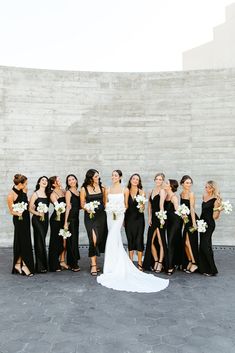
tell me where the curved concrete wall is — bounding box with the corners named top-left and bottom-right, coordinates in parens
top-left (0, 66), bottom-right (234, 246)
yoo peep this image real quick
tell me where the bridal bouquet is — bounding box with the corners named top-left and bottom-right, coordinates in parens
top-left (84, 201), bottom-right (100, 219)
top-left (156, 210), bottom-right (167, 228)
top-left (105, 201), bottom-right (126, 220)
top-left (134, 195), bottom-right (147, 213)
top-left (214, 200), bottom-right (232, 215)
top-left (59, 228), bottom-right (72, 239)
top-left (175, 204), bottom-right (190, 224)
top-left (12, 202), bottom-right (28, 220)
top-left (196, 219), bottom-right (208, 233)
top-left (54, 201), bottom-right (66, 221)
top-left (37, 202), bottom-right (49, 221)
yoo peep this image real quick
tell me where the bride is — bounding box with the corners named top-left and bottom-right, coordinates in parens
top-left (97, 170), bottom-right (169, 293)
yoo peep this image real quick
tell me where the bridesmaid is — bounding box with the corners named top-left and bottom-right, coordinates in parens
top-left (124, 173), bottom-right (145, 271)
top-left (164, 179), bottom-right (182, 275)
top-left (143, 173), bottom-right (167, 273)
top-left (7, 174), bottom-right (34, 276)
top-left (180, 175), bottom-right (199, 273)
top-left (64, 174), bottom-right (81, 272)
top-left (80, 169), bottom-right (107, 276)
top-left (199, 180), bottom-right (221, 276)
top-left (29, 176), bottom-right (50, 273)
top-left (48, 176), bottom-right (67, 272)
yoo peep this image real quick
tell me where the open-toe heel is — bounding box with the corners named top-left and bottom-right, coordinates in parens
top-left (155, 262), bottom-right (163, 273)
top-left (152, 260), bottom-right (158, 272)
top-left (187, 263), bottom-right (198, 273)
top-left (138, 263), bottom-right (143, 272)
top-left (60, 261), bottom-right (69, 270)
top-left (22, 265), bottom-right (33, 277)
top-left (90, 265), bottom-right (97, 276)
top-left (14, 262), bottom-right (22, 275)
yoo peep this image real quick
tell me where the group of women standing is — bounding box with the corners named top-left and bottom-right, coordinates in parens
top-left (7, 169), bottom-right (222, 278)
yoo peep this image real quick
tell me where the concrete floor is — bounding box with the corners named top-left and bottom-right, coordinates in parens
top-left (0, 247), bottom-right (235, 353)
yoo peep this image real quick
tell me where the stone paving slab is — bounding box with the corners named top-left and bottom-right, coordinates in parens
top-left (0, 248), bottom-right (235, 353)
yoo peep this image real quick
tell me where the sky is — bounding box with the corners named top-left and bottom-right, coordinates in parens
top-left (0, 0), bottom-right (233, 72)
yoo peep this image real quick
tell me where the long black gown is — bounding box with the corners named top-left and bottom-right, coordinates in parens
top-left (67, 191), bottom-right (80, 269)
top-left (199, 198), bottom-right (218, 275)
top-left (84, 186), bottom-right (107, 257)
top-left (181, 197), bottom-right (199, 269)
top-left (48, 196), bottom-right (65, 271)
top-left (12, 187), bottom-right (34, 274)
top-left (143, 193), bottom-right (168, 271)
top-left (165, 199), bottom-right (182, 271)
top-left (124, 191), bottom-right (145, 252)
top-left (32, 196), bottom-right (49, 273)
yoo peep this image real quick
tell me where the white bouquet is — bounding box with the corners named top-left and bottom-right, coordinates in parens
top-left (59, 228), bottom-right (72, 239)
top-left (221, 200), bottom-right (232, 214)
top-left (84, 201), bottom-right (100, 219)
top-left (12, 201), bottom-right (28, 220)
top-left (196, 219), bottom-right (208, 233)
top-left (37, 202), bottom-right (49, 221)
top-left (175, 204), bottom-right (190, 224)
top-left (134, 195), bottom-right (147, 213)
top-left (156, 210), bottom-right (167, 229)
top-left (105, 201), bottom-right (126, 220)
top-left (54, 201), bottom-right (66, 221)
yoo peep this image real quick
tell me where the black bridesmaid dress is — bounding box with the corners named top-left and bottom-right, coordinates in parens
top-left (124, 191), bottom-right (145, 253)
top-left (32, 196), bottom-right (49, 273)
top-left (165, 199), bottom-right (182, 271)
top-left (180, 197), bottom-right (199, 269)
top-left (84, 186), bottom-right (107, 257)
top-left (12, 187), bottom-right (34, 274)
top-left (67, 191), bottom-right (80, 270)
top-left (143, 193), bottom-right (167, 271)
top-left (48, 196), bottom-right (65, 272)
top-left (199, 198), bottom-right (218, 275)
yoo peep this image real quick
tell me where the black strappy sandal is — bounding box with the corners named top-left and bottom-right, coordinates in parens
top-left (155, 262), bottom-right (163, 273)
top-left (138, 263), bottom-right (144, 272)
top-left (90, 265), bottom-right (97, 276)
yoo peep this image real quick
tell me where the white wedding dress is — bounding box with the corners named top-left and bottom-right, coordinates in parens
top-left (97, 193), bottom-right (169, 293)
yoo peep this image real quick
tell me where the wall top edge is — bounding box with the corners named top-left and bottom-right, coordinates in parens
top-left (1, 65), bottom-right (235, 77)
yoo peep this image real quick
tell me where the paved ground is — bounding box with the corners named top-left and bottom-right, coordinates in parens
top-left (0, 247), bottom-right (235, 353)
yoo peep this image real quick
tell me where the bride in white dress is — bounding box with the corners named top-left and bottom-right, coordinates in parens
top-left (97, 170), bottom-right (169, 293)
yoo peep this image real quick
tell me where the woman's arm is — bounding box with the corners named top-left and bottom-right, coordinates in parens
top-left (7, 191), bottom-right (21, 216)
top-left (50, 191), bottom-right (58, 205)
top-left (29, 192), bottom-right (41, 216)
top-left (148, 192), bottom-right (152, 226)
top-left (189, 192), bottom-right (197, 228)
top-left (64, 191), bottom-right (72, 229)
top-left (124, 188), bottom-right (129, 209)
top-left (172, 194), bottom-right (179, 211)
top-left (80, 187), bottom-right (86, 210)
top-left (160, 189), bottom-right (166, 211)
top-left (213, 198), bottom-right (221, 220)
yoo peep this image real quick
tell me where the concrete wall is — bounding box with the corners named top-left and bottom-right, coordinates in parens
top-left (0, 66), bottom-right (235, 246)
top-left (183, 3), bottom-right (235, 70)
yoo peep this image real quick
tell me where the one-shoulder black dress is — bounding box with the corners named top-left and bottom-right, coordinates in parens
top-left (67, 191), bottom-right (80, 269)
top-left (12, 187), bottom-right (34, 274)
top-left (32, 196), bottom-right (49, 272)
top-left (48, 196), bottom-right (65, 271)
top-left (199, 198), bottom-right (218, 275)
top-left (84, 187), bottom-right (107, 257)
top-left (180, 197), bottom-right (199, 269)
top-left (124, 191), bottom-right (145, 252)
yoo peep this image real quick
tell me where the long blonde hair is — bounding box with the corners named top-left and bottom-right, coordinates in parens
top-left (207, 180), bottom-right (221, 201)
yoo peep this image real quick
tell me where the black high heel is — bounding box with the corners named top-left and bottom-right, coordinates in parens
top-left (14, 262), bottom-right (22, 275)
top-left (138, 263), bottom-right (143, 272)
top-left (90, 265), bottom-right (97, 276)
top-left (155, 262), bottom-right (163, 273)
top-left (167, 268), bottom-right (175, 276)
top-left (22, 265), bottom-right (33, 277)
top-left (152, 260), bottom-right (158, 272)
top-left (186, 263), bottom-right (198, 273)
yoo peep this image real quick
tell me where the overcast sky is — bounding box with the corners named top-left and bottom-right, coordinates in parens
top-left (0, 0), bottom-right (233, 72)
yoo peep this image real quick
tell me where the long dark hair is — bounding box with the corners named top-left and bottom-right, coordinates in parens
top-left (127, 173), bottom-right (143, 190)
top-left (113, 169), bottom-right (122, 183)
top-left (48, 176), bottom-right (58, 192)
top-left (82, 169), bottom-right (102, 191)
top-left (66, 174), bottom-right (78, 190)
top-left (35, 176), bottom-right (50, 198)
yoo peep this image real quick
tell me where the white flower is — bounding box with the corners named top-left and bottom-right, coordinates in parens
top-left (59, 228), bottom-right (72, 239)
top-left (196, 219), bottom-right (208, 233)
top-left (221, 200), bottom-right (232, 214)
top-left (37, 202), bottom-right (49, 221)
top-left (13, 202), bottom-right (28, 220)
top-left (175, 204), bottom-right (190, 223)
top-left (84, 201), bottom-right (100, 219)
top-left (54, 201), bottom-right (66, 221)
top-left (105, 201), bottom-right (126, 220)
top-left (134, 195), bottom-right (147, 213)
top-left (156, 210), bottom-right (167, 228)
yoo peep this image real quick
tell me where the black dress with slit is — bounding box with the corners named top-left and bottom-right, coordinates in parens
top-left (165, 199), bottom-right (182, 271)
top-left (48, 196), bottom-right (65, 271)
top-left (67, 191), bottom-right (80, 269)
top-left (32, 196), bottom-right (49, 272)
top-left (180, 197), bottom-right (199, 269)
top-left (12, 187), bottom-right (34, 274)
top-left (84, 186), bottom-right (107, 257)
top-left (199, 198), bottom-right (218, 275)
top-left (124, 191), bottom-right (145, 252)
top-left (143, 193), bottom-right (167, 271)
